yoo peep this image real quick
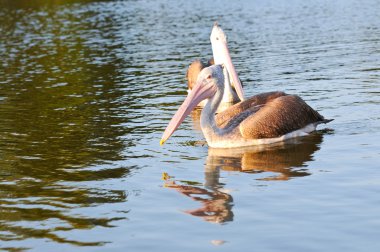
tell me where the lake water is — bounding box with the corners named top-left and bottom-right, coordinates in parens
top-left (0, 0), bottom-right (379, 251)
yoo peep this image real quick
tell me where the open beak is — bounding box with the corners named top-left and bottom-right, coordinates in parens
top-left (160, 79), bottom-right (217, 145)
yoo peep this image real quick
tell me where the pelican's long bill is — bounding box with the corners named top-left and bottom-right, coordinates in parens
top-left (160, 74), bottom-right (218, 145)
top-left (210, 23), bottom-right (245, 101)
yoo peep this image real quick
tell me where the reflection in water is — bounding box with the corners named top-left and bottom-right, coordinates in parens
top-left (206, 133), bottom-right (325, 180)
top-left (1, 0), bottom-right (378, 249)
top-left (0, 2), bottom-right (133, 247)
top-left (165, 133), bottom-right (325, 223)
top-left (165, 180), bottom-right (233, 223)
top-left (190, 109), bottom-right (203, 131)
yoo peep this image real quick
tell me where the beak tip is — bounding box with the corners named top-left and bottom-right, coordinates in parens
top-left (160, 139), bottom-right (165, 146)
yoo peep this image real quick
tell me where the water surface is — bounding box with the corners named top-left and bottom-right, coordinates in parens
top-left (0, 0), bottom-right (380, 251)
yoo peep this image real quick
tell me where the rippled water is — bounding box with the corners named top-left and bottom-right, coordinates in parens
top-left (0, 0), bottom-right (379, 251)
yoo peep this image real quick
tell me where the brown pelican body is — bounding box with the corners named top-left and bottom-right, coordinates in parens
top-left (160, 65), bottom-right (332, 148)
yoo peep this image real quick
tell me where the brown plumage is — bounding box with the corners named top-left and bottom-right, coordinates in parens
top-left (216, 91), bottom-right (286, 128)
top-left (186, 59), bottom-right (213, 90)
top-left (214, 91), bottom-right (331, 139)
top-left (239, 95), bottom-right (330, 139)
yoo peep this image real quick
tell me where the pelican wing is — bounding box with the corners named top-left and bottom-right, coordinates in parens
top-left (216, 91), bottom-right (286, 128)
top-left (239, 95), bottom-right (325, 139)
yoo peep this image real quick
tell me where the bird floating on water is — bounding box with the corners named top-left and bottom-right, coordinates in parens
top-left (160, 23), bottom-right (332, 148)
top-left (160, 65), bottom-right (332, 148)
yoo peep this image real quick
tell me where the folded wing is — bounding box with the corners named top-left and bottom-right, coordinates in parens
top-left (239, 95), bottom-right (326, 139)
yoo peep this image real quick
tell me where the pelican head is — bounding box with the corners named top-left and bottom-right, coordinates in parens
top-left (210, 22), bottom-right (245, 101)
top-left (160, 65), bottom-right (224, 145)
top-left (210, 22), bottom-right (228, 49)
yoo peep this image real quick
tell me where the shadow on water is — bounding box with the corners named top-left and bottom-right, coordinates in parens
top-left (164, 132), bottom-right (326, 223)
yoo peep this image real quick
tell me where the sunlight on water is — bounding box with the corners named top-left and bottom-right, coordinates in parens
top-left (0, 0), bottom-right (379, 251)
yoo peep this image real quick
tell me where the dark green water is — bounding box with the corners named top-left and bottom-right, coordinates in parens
top-left (0, 0), bottom-right (379, 251)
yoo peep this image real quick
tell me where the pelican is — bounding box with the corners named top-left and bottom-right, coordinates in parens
top-left (185, 23), bottom-right (244, 111)
top-left (160, 64), bottom-right (332, 148)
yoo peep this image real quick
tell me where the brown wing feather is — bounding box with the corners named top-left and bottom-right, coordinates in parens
top-left (216, 91), bottom-right (287, 128)
top-left (239, 95), bottom-right (325, 139)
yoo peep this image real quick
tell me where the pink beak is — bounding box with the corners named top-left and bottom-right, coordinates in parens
top-left (220, 43), bottom-right (245, 101)
top-left (160, 79), bottom-right (217, 145)
top-left (211, 24), bottom-right (245, 101)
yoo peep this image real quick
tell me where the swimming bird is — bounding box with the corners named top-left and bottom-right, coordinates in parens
top-left (160, 64), bottom-right (332, 148)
